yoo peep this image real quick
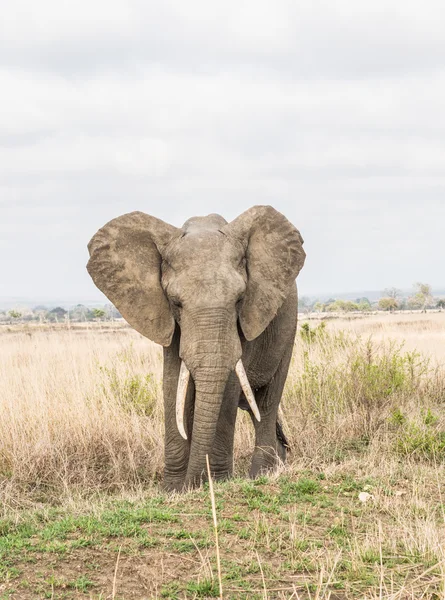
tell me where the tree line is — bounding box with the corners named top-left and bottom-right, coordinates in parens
top-left (2, 283), bottom-right (443, 324)
top-left (299, 283), bottom-right (444, 314)
top-left (0, 304), bottom-right (121, 324)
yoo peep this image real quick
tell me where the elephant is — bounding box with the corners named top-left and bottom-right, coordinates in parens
top-left (87, 205), bottom-right (305, 491)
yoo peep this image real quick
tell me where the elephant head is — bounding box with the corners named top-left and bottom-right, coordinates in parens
top-left (87, 206), bottom-right (305, 486)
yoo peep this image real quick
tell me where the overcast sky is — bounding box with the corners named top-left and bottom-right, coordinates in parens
top-left (1, 0), bottom-right (444, 302)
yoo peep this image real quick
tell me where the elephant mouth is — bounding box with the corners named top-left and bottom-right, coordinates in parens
top-left (175, 359), bottom-right (260, 440)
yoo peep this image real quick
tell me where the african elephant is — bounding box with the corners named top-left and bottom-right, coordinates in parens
top-left (87, 206), bottom-right (305, 491)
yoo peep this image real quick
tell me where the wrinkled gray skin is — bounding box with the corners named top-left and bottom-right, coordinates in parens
top-left (87, 206), bottom-right (305, 491)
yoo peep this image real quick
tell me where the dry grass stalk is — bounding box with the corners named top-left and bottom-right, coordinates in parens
top-left (206, 453), bottom-right (223, 600)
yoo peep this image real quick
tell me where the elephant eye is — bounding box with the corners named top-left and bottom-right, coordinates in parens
top-left (171, 298), bottom-right (183, 309)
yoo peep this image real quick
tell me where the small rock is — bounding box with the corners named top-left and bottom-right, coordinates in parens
top-left (358, 492), bottom-right (374, 503)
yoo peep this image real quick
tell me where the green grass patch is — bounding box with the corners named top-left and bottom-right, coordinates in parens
top-left (0, 468), bottom-right (443, 598)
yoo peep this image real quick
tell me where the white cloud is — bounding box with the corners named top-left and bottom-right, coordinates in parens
top-left (0, 0), bottom-right (444, 299)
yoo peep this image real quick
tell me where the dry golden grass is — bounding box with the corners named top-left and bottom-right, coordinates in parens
top-left (0, 315), bottom-right (444, 502)
top-left (309, 311), bottom-right (445, 363)
top-left (0, 324), bottom-right (164, 504)
top-left (0, 315), bottom-right (444, 598)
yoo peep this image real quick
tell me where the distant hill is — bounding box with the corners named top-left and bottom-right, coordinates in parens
top-left (303, 289), bottom-right (445, 302)
top-left (0, 297), bottom-right (106, 310)
top-left (2, 288), bottom-right (445, 311)
top-left (305, 290), bottom-right (385, 302)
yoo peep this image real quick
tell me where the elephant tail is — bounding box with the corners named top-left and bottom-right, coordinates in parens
top-left (276, 420), bottom-right (290, 450)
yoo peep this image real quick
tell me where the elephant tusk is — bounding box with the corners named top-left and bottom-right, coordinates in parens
top-left (176, 361), bottom-right (190, 440)
top-left (235, 360), bottom-right (261, 422)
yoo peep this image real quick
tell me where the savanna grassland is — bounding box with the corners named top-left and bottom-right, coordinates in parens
top-left (0, 313), bottom-right (445, 599)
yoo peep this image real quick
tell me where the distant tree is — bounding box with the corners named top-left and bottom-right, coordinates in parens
top-left (356, 298), bottom-right (372, 311)
top-left (325, 301), bottom-right (337, 312)
top-left (355, 297), bottom-right (371, 306)
top-left (344, 301), bottom-right (359, 312)
top-left (313, 302), bottom-right (326, 313)
top-left (407, 295), bottom-right (423, 310)
top-left (105, 304), bottom-right (122, 319)
top-left (327, 300), bottom-right (359, 312)
top-left (48, 307), bottom-right (67, 322)
top-left (415, 282), bottom-right (432, 296)
top-left (398, 298), bottom-right (407, 311)
top-left (92, 308), bottom-right (106, 320)
top-left (70, 304), bottom-right (91, 321)
top-left (8, 310), bottom-right (22, 320)
top-left (407, 283), bottom-right (433, 312)
top-left (436, 299), bottom-right (445, 310)
top-left (383, 287), bottom-right (402, 300)
top-left (50, 307), bottom-right (67, 317)
top-left (378, 297), bottom-right (398, 312)
top-left (298, 296), bottom-right (313, 315)
top-left (33, 305), bottom-right (48, 322)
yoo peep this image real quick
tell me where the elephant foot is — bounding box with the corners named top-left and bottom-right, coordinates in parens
top-left (184, 469), bottom-right (232, 491)
top-left (162, 476), bottom-right (187, 493)
top-left (164, 465), bottom-right (233, 492)
top-left (162, 482), bottom-right (184, 493)
top-left (249, 445), bottom-right (285, 479)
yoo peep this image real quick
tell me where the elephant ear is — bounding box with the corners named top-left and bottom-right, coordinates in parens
top-left (223, 206), bottom-right (305, 341)
top-left (87, 211), bottom-right (178, 346)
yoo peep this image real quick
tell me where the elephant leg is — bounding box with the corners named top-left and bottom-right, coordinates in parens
top-left (209, 372), bottom-right (240, 481)
top-left (249, 345), bottom-right (294, 478)
top-left (162, 328), bottom-right (194, 492)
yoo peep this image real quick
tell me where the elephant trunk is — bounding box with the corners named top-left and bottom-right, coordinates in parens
top-left (178, 307), bottom-right (260, 488)
top-left (176, 359), bottom-right (260, 441)
top-left (178, 308), bottom-right (239, 488)
top-left (184, 366), bottom-right (231, 488)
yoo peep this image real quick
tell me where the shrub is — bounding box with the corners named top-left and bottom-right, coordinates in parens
top-left (394, 421), bottom-right (445, 460)
top-left (283, 328), bottom-right (444, 461)
top-left (389, 408), bottom-right (445, 460)
top-left (99, 365), bottom-right (159, 416)
top-left (299, 321), bottom-right (326, 343)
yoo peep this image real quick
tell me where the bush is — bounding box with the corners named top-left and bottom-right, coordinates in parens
top-left (394, 422), bottom-right (445, 459)
top-left (299, 321), bottom-right (326, 343)
top-left (390, 408), bottom-right (445, 460)
top-left (99, 365), bottom-right (159, 416)
top-left (283, 328), bottom-right (444, 461)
